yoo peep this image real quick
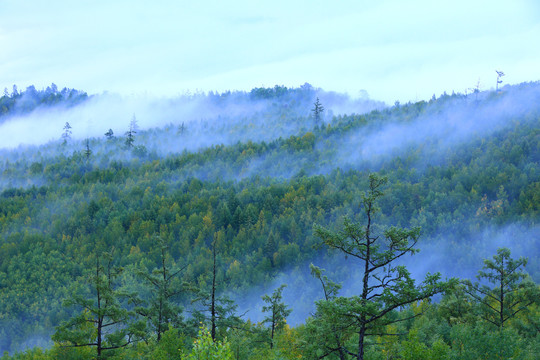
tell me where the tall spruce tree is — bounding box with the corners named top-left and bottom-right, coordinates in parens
top-left (84, 138), bottom-right (92, 160)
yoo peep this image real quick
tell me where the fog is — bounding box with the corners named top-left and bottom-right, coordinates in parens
top-left (0, 82), bottom-right (538, 354)
top-left (236, 223), bottom-right (540, 327)
top-left (332, 83), bottom-right (540, 172)
top-left (0, 86), bottom-right (384, 150)
top-left (1, 83), bottom-right (537, 184)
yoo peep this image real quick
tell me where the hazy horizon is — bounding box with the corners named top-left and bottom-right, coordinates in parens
top-left (1, 0), bottom-right (539, 104)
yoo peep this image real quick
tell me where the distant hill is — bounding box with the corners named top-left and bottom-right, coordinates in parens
top-left (0, 82), bottom-right (538, 355)
top-left (0, 84), bottom-right (88, 122)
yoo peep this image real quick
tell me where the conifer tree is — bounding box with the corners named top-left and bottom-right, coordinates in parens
top-left (464, 247), bottom-right (539, 329)
top-left (132, 237), bottom-right (186, 342)
top-left (262, 284), bottom-right (291, 349)
top-left (125, 115), bottom-right (138, 148)
top-left (104, 129), bottom-right (114, 140)
top-left (313, 173), bottom-right (450, 360)
top-left (52, 250), bottom-right (145, 359)
top-left (193, 234), bottom-right (242, 342)
top-left (61, 122), bottom-right (72, 145)
top-left (312, 97), bottom-right (324, 125)
top-left (84, 138), bottom-right (92, 160)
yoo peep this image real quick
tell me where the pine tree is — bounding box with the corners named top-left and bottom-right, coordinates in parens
top-left (61, 122), bottom-right (72, 145)
top-left (464, 247), bottom-right (539, 329)
top-left (302, 264), bottom-right (347, 360)
top-left (125, 115), bottom-right (138, 148)
top-left (52, 250), bottom-right (145, 359)
top-left (312, 97), bottom-right (324, 125)
top-left (313, 174), bottom-right (450, 360)
top-left (104, 129), bottom-right (114, 140)
top-left (84, 138), bottom-right (92, 160)
top-left (132, 237), bottom-right (186, 342)
top-left (193, 234), bottom-right (242, 342)
top-left (262, 284), bottom-right (291, 349)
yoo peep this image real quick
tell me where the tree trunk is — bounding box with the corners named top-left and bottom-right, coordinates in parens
top-left (211, 241), bottom-right (217, 341)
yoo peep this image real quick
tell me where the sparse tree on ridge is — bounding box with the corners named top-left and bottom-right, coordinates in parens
top-left (496, 70), bottom-right (505, 92)
top-left (313, 173), bottom-right (451, 360)
top-left (312, 97), bottom-right (324, 125)
top-left (104, 129), bottom-right (115, 140)
top-left (177, 122), bottom-right (186, 135)
top-left (62, 122), bottom-right (72, 145)
top-left (125, 115), bottom-right (137, 148)
top-left (84, 138), bottom-right (92, 160)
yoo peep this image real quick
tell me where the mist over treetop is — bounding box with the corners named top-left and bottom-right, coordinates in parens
top-left (0, 81), bottom-right (538, 357)
top-left (0, 83), bottom-right (384, 149)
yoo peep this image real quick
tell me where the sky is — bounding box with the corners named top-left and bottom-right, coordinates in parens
top-left (1, 0), bottom-right (539, 103)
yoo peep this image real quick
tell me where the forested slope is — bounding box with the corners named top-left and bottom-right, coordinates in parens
top-left (0, 83), bottom-right (538, 358)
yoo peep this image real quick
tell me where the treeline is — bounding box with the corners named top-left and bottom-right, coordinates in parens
top-left (0, 84), bottom-right (88, 120)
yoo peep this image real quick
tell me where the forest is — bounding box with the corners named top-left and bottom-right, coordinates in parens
top-left (0, 82), bottom-right (538, 359)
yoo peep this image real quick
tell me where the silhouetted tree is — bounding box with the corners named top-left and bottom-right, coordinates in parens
top-left (62, 122), bottom-right (72, 145)
top-left (312, 97), bottom-right (324, 125)
top-left (84, 138), bottom-right (92, 160)
top-left (177, 122), bottom-right (185, 135)
top-left (496, 70), bottom-right (505, 92)
top-left (125, 116), bottom-right (137, 148)
top-left (104, 129), bottom-right (115, 140)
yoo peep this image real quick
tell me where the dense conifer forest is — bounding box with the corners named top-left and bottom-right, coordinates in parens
top-left (0, 82), bottom-right (538, 359)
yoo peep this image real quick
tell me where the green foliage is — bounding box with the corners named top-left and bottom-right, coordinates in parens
top-left (183, 327), bottom-right (234, 360)
top-left (0, 82), bottom-right (539, 357)
top-left (464, 247), bottom-right (539, 329)
top-left (312, 173), bottom-right (451, 359)
top-left (52, 251), bottom-right (145, 359)
top-left (262, 284), bottom-right (292, 349)
top-left (132, 236), bottom-right (187, 342)
top-left (0, 84), bottom-right (88, 120)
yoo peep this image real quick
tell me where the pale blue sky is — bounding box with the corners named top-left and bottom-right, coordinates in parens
top-left (1, 0), bottom-right (539, 103)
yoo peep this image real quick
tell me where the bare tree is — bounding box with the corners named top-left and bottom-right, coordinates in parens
top-left (496, 70), bottom-right (505, 92)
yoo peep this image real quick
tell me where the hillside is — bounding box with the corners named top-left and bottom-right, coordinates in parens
top-left (0, 83), bottom-right (539, 358)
